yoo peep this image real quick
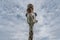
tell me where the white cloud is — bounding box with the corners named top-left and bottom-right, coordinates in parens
top-left (0, 0), bottom-right (60, 40)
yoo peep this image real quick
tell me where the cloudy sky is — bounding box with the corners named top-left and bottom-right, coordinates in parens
top-left (0, 0), bottom-right (60, 40)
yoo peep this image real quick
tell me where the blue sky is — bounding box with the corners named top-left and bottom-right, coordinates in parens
top-left (0, 0), bottom-right (60, 40)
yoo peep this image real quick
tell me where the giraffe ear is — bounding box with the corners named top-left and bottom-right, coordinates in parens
top-left (34, 13), bottom-right (37, 16)
top-left (25, 13), bottom-right (27, 17)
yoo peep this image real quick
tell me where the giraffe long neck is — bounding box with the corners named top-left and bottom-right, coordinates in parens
top-left (28, 24), bottom-right (34, 40)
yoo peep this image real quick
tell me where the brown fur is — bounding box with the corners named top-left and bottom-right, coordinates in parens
top-left (27, 8), bottom-right (33, 13)
top-left (27, 4), bottom-right (34, 13)
top-left (27, 4), bottom-right (33, 10)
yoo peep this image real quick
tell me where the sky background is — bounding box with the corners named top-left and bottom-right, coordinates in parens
top-left (0, 0), bottom-right (60, 40)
